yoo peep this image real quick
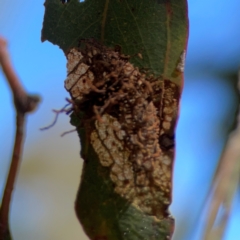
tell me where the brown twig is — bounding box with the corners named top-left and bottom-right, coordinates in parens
top-left (202, 71), bottom-right (240, 240)
top-left (0, 37), bottom-right (40, 240)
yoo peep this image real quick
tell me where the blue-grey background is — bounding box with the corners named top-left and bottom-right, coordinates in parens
top-left (0, 1), bottom-right (240, 239)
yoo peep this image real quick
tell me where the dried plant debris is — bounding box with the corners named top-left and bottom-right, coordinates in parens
top-left (64, 40), bottom-right (180, 220)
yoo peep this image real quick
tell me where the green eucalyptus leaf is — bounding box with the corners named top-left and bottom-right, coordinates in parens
top-left (42, 0), bottom-right (188, 239)
top-left (42, 0), bottom-right (188, 84)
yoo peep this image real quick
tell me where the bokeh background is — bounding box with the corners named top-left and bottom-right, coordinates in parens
top-left (0, 1), bottom-right (240, 239)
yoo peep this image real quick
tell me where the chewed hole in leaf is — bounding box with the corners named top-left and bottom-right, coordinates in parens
top-left (61, 0), bottom-right (70, 4)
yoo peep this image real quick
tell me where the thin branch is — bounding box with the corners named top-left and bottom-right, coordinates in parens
top-left (203, 70), bottom-right (240, 240)
top-left (0, 36), bottom-right (40, 240)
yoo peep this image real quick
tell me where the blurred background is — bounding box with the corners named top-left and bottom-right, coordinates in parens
top-left (0, 1), bottom-right (240, 239)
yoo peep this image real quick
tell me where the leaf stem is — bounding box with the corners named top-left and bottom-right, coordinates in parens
top-left (0, 36), bottom-right (40, 239)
